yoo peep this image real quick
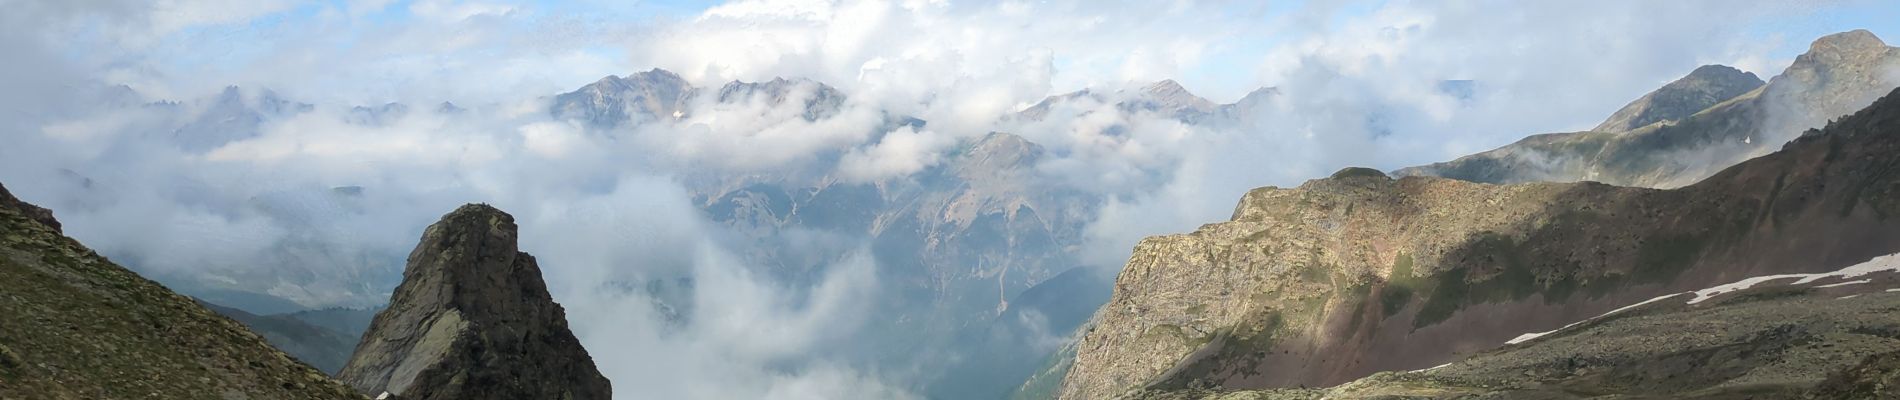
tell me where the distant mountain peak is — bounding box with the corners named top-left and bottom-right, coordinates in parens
top-left (551, 68), bottom-right (695, 128)
top-left (1142, 79), bottom-right (1189, 95)
top-left (1134, 79), bottom-right (1217, 115)
top-left (955, 132), bottom-right (1044, 174)
top-left (1592, 64), bottom-right (1764, 133)
top-left (1810, 29), bottom-right (1888, 55)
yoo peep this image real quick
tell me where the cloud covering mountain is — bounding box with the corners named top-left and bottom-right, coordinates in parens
top-left (3, 0), bottom-right (1899, 398)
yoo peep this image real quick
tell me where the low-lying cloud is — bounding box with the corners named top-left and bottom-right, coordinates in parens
top-left (1, 0), bottom-right (1889, 398)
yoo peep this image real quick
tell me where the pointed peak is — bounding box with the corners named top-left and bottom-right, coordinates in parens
top-left (1681, 64), bottom-right (1764, 88)
top-left (1689, 64), bottom-right (1747, 76)
top-left (628, 68), bottom-right (685, 82)
top-left (1143, 79), bottom-right (1190, 95)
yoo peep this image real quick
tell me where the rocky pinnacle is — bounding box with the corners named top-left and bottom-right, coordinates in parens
top-left (337, 204), bottom-right (610, 400)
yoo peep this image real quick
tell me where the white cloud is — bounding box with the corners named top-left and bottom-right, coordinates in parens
top-left (0, 0), bottom-right (1888, 398)
top-left (835, 126), bottom-right (955, 182)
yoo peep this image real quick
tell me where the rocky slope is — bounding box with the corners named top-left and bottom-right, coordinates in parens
top-left (0, 182), bottom-right (363, 399)
top-left (336, 204), bottom-right (610, 400)
top-left (1129, 253), bottom-right (1900, 399)
top-left (1054, 84), bottom-right (1900, 399)
top-left (1397, 30), bottom-right (1900, 188)
top-left (200, 300), bottom-right (360, 374)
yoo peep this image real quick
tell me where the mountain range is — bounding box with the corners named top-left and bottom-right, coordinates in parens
top-left (4, 27), bottom-right (1900, 400)
top-left (1395, 30), bottom-right (1900, 189)
top-left (1047, 30), bottom-right (1900, 399)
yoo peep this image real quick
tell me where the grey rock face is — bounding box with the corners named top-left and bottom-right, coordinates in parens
top-left (714, 77), bottom-right (847, 121)
top-left (550, 68), bottom-right (695, 129)
top-left (1593, 64), bottom-right (1764, 133)
top-left (337, 204), bottom-right (609, 400)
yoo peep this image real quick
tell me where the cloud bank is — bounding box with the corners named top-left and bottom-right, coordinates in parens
top-left (1, 0), bottom-right (1891, 398)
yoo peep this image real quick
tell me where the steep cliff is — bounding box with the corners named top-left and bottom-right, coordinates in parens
top-left (336, 204), bottom-right (610, 400)
top-left (0, 182), bottom-right (363, 399)
top-left (1057, 84), bottom-right (1900, 399)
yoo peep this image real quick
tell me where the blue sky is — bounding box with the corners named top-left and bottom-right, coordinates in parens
top-left (104, 0), bottom-right (1895, 106)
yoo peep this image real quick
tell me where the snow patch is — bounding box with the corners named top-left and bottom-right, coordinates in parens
top-left (1410, 362), bottom-right (1453, 373)
top-left (1688, 253), bottom-right (1900, 304)
top-left (1507, 293), bottom-right (1685, 345)
top-left (1816, 279), bottom-right (1872, 289)
top-left (1507, 253), bottom-right (1900, 346)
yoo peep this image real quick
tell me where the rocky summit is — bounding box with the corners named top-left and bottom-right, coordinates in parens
top-left (336, 204), bottom-right (610, 400)
top-left (1054, 85), bottom-right (1900, 399)
top-left (1592, 64), bottom-right (1765, 133)
top-left (0, 182), bottom-right (363, 400)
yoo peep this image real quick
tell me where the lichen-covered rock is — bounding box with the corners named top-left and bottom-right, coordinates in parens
top-left (337, 204), bottom-right (610, 400)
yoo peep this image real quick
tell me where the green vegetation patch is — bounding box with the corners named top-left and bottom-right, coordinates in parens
top-left (1412, 234), bottom-right (1548, 328)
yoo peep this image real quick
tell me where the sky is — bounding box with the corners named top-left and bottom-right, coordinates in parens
top-left (3, 1), bottom-right (1899, 399)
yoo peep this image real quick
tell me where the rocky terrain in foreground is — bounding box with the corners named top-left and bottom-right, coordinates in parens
top-left (337, 204), bottom-right (611, 400)
top-left (0, 183), bottom-right (363, 399)
top-left (0, 182), bottom-right (611, 399)
top-left (1052, 84), bottom-right (1900, 399)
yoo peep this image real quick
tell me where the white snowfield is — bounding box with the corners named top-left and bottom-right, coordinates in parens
top-left (1504, 253), bottom-right (1900, 346)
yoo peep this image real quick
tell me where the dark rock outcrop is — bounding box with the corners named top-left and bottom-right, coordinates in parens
top-left (336, 204), bottom-right (610, 400)
top-left (0, 182), bottom-right (59, 233)
top-left (0, 182), bottom-right (362, 399)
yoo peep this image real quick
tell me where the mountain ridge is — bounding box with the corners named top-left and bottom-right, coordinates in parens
top-left (1054, 83), bottom-right (1900, 399)
top-left (1396, 29), bottom-right (1900, 188)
